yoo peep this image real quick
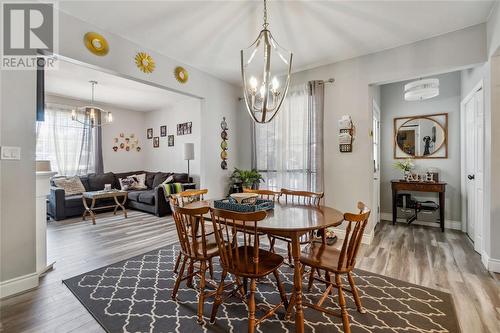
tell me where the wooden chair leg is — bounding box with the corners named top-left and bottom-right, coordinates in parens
top-left (285, 293), bottom-right (295, 320)
top-left (210, 270), bottom-right (227, 324)
top-left (208, 258), bottom-right (214, 280)
top-left (172, 256), bottom-right (188, 300)
top-left (287, 242), bottom-right (293, 266)
top-left (187, 259), bottom-right (194, 288)
top-left (336, 274), bottom-right (351, 333)
top-left (248, 278), bottom-right (257, 333)
top-left (235, 276), bottom-right (247, 300)
top-left (268, 235), bottom-right (276, 252)
top-left (348, 271), bottom-right (366, 313)
top-left (307, 265), bottom-right (315, 291)
top-left (173, 252), bottom-right (182, 274)
top-left (273, 270), bottom-right (289, 309)
top-left (197, 261), bottom-right (207, 324)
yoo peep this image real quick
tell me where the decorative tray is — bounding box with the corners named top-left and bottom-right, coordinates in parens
top-left (213, 198), bottom-right (274, 212)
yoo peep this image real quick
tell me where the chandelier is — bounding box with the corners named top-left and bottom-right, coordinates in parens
top-left (404, 78), bottom-right (439, 101)
top-left (241, 0), bottom-right (292, 123)
top-left (71, 80), bottom-right (113, 127)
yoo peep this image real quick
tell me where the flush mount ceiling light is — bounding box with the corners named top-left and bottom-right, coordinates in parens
top-left (404, 78), bottom-right (439, 101)
top-left (71, 81), bottom-right (113, 127)
top-left (241, 0), bottom-right (292, 123)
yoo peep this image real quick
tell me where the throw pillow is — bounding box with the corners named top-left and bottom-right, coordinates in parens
top-left (131, 173), bottom-right (147, 190)
top-left (119, 174), bottom-right (148, 190)
top-left (119, 177), bottom-right (137, 191)
top-left (160, 175), bottom-right (174, 186)
top-left (53, 176), bottom-right (86, 196)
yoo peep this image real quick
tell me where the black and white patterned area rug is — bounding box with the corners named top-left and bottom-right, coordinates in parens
top-left (63, 245), bottom-right (459, 333)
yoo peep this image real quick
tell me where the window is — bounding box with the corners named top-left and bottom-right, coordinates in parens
top-left (254, 84), bottom-right (322, 191)
top-left (36, 103), bottom-right (96, 176)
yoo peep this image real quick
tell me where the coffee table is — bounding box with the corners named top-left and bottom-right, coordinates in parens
top-left (82, 190), bottom-right (128, 225)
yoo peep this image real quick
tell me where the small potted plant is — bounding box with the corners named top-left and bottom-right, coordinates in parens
top-left (394, 158), bottom-right (415, 180)
top-left (229, 168), bottom-right (264, 192)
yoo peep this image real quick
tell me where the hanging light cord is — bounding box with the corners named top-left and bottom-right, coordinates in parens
top-left (263, 0), bottom-right (269, 29)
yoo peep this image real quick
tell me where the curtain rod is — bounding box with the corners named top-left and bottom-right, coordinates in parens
top-left (319, 78), bottom-right (335, 84)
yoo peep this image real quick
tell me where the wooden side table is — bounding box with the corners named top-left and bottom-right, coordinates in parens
top-left (82, 190), bottom-right (128, 225)
top-left (391, 180), bottom-right (447, 231)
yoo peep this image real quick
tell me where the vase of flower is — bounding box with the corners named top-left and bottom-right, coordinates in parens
top-left (394, 158), bottom-right (415, 181)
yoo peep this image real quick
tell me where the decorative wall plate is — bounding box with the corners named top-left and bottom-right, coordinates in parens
top-left (136, 147), bottom-right (141, 152)
top-left (220, 140), bottom-right (228, 149)
top-left (221, 160), bottom-right (227, 170)
top-left (174, 66), bottom-right (188, 83)
top-left (220, 150), bottom-right (228, 160)
top-left (84, 32), bottom-right (109, 56)
top-left (221, 130), bottom-right (228, 140)
top-left (135, 52), bottom-right (156, 73)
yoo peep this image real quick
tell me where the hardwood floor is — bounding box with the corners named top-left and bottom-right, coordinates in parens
top-left (1, 215), bottom-right (498, 332)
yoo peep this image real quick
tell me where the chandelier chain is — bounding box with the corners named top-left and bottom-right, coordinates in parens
top-left (263, 0), bottom-right (269, 29)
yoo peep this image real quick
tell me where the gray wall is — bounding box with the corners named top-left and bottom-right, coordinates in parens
top-left (379, 71), bottom-right (462, 222)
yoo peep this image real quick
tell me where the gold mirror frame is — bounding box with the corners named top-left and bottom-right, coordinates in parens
top-left (174, 66), bottom-right (188, 84)
top-left (83, 32), bottom-right (109, 56)
top-left (394, 113), bottom-right (448, 159)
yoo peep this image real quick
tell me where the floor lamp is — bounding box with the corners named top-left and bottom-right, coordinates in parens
top-left (184, 143), bottom-right (194, 180)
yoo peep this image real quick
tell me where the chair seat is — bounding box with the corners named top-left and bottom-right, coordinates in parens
top-left (183, 234), bottom-right (219, 260)
top-left (300, 243), bottom-right (349, 273)
top-left (227, 246), bottom-right (284, 278)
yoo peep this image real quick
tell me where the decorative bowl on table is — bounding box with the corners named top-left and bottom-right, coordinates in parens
top-left (230, 192), bottom-right (258, 205)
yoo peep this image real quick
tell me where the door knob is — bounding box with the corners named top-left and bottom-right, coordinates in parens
top-left (468, 174), bottom-right (475, 180)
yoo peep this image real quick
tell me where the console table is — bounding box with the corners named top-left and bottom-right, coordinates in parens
top-left (391, 180), bottom-right (447, 232)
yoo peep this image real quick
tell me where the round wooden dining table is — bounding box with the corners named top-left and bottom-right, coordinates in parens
top-left (186, 200), bottom-right (344, 333)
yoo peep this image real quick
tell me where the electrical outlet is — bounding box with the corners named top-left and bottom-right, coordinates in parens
top-left (0, 146), bottom-right (21, 160)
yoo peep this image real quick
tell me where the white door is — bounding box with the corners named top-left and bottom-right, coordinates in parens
top-left (372, 101), bottom-right (381, 225)
top-left (463, 86), bottom-right (484, 253)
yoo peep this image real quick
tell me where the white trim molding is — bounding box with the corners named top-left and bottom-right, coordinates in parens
top-left (334, 228), bottom-right (374, 245)
top-left (482, 252), bottom-right (500, 273)
top-left (0, 272), bottom-right (38, 299)
top-left (380, 213), bottom-right (462, 231)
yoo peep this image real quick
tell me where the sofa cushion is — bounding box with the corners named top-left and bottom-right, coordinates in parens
top-left (138, 190), bottom-right (155, 205)
top-left (127, 190), bottom-right (143, 202)
top-left (172, 173), bottom-right (189, 183)
top-left (53, 176), bottom-right (86, 196)
top-left (88, 172), bottom-right (116, 191)
top-left (152, 172), bottom-right (172, 188)
top-left (65, 194), bottom-right (84, 208)
top-left (145, 172), bottom-right (156, 189)
top-left (79, 175), bottom-right (91, 191)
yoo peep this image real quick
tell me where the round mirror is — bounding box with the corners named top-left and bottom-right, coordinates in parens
top-left (396, 117), bottom-right (445, 157)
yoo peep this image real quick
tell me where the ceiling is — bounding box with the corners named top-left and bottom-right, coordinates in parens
top-left (59, 1), bottom-right (495, 84)
top-left (45, 60), bottom-right (193, 111)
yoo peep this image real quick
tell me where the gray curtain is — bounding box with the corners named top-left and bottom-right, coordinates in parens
top-left (94, 110), bottom-right (104, 174)
top-left (307, 80), bottom-right (325, 192)
top-left (77, 108), bottom-right (103, 174)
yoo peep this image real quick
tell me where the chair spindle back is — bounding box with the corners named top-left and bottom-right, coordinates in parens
top-left (280, 188), bottom-right (324, 206)
top-left (175, 189), bottom-right (208, 206)
top-left (171, 202), bottom-right (211, 260)
top-left (243, 188), bottom-right (281, 201)
top-left (210, 208), bottom-right (267, 274)
top-left (337, 202), bottom-right (371, 271)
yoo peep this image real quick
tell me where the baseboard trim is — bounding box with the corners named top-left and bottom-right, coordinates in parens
top-left (482, 252), bottom-right (500, 273)
top-left (334, 228), bottom-right (374, 245)
top-left (380, 213), bottom-right (462, 230)
top-left (0, 272), bottom-right (39, 299)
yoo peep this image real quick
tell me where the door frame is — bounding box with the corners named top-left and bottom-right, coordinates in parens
top-left (372, 99), bottom-right (381, 225)
top-left (460, 80), bottom-right (484, 254)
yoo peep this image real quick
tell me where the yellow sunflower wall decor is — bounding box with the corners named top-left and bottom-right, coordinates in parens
top-left (84, 32), bottom-right (109, 56)
top-left (135, 52), bottom-right (155, 73)
top-left (174, 66), bottom-right (188, 84)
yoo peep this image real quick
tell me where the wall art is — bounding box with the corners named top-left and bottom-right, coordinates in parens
top-left (220, 117), bottom-right (228, 169)
top-left (135, 52), bottom-right (155, 73)
top-left (83, 32), bottom-right (109, 56)
top-left (174, 66), bottom-right (189, 84)
top-left (177, 122), bottom-right (192, 135)
top-left (168, 135), bottom-right (174, 147)
top-left (112, 133), bottom-right (140, 153)
top-left (153, 137), bottom-right (160, 148)
top-left (147, 128), bottom-right (153, 139)
top-left (160, 125), bottom-right (167, 137)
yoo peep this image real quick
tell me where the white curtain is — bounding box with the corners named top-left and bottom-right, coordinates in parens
top-left (36, 103), bottom-right (96, 176)
top-left (254, 83), bottom-right (323, 191)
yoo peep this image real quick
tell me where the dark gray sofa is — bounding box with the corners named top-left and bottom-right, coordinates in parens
top-left (48, 171), bottom-right (194, 221)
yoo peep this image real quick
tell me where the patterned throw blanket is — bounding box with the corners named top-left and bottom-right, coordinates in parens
top-left (161, 182), bottom-right (183, 201)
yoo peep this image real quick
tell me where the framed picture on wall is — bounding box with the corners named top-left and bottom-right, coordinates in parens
top-left (160, 125), bottom-right (167, 137)
top-left (168, 135), bottom-right (174, 146)
top-left (147, 128), bottom-right (153, 139)
top-left (153, 136), bottom-right (159, 148)
top-left (177, 122), bottom-right (193, 136)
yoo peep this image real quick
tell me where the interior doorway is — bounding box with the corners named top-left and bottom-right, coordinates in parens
top-left (461, 81), bottom-right (485, 254)
top-left (372, 99), bottom-right (381, 225)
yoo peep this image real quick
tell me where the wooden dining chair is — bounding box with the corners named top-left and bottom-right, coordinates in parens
top-left (170, 201), bottom-right (219, 324)
top-left (209, 208), bottom-right (289, 333)
top-left (270, 188), bottom-right (325, 265)
top-left (286, 202), bottom-right (371, 333)
top-left (243, 188), bottom-right (281, 201)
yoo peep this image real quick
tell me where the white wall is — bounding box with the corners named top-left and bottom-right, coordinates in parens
top-left (45, 94), bottom-right (148, 173)
top-left (289, 24), bottom-right (486, 238)
top-left (144, 98), bottom-right (201, 182)
top-left (380, 72), bottom-right (462, 223)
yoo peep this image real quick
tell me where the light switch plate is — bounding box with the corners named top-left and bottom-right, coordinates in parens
top-left (0, 146), bottom-right (21, 160)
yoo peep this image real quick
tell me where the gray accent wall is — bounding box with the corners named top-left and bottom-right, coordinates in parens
top-left (379, 71), bottom-right (462, 222)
